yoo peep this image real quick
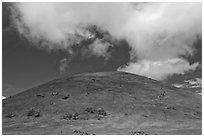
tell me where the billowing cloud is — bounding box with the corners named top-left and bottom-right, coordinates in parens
top-left (88, 39), bottom-right (113, 60)
top-left (10, 2), bottom-right (202, 80)
top-left (121, 3), bottom-right (201, 60)
top-left (118, 58), bottom-right (199, 80)
top-left (10, 3), bottom-right (129, 48)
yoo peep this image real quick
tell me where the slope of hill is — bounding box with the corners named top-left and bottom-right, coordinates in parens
top-left (2, 71), bottom-right (202, 135)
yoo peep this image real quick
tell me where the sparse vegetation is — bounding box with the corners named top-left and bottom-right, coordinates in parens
top-left (165, 106), bottom-right (176, 110)
top-left (6, 112), bottom-right (15, 118)
top-left (63, 112), bottom-right (79, 120)
top-left (62, 95), bottom-right (69, 100)
top-left (84, 107), bottom-right (108, 120)
top-left (91, 78), bottom-right (96, 82)
top-left (36, 93), bottom-right (45, 98)
top-left (27, 108), bottom-right (41, 117)
top-left (130, 130), bottom-right (147, 135)
top-left (63, 114), bottom-right (72, 120)
top-left (72, 112), bottom-right (79, 120)
top-left (97, 108), bottom-right (107, 116)
top-left (73, 130), bottom-right (96, 135)
top-left (158, 90), bottom-right (166, 98)
top-left (51, 92), bottom-right (58, 96)
top-left (85, 107), bottom-right (96, 114)
top-left (141, 114), bottom-right (149, 118)
top-left (50, 102), bottom-right (55, 105)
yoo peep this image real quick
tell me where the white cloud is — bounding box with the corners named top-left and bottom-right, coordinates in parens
top-left (118, 58), bottom-right (199, 80)
top-left (10, 3), bottom-right (202, 80)
top-left (88, 39), bottom-right (113, 60)
top-left (10, 3), bottom-right (130, 48)
top-left (122, 3), bottom-right (201, 60)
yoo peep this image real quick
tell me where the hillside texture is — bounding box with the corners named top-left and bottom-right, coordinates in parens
top-left (2, 72), bottom-right (202, 135)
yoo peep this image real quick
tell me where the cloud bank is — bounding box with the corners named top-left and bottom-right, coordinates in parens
top-left (118, 58), bottom-right (199, 80)
top-left (10, 2), bottom-right (202, 80)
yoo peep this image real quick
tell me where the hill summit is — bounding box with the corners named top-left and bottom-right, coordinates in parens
top-left (2, 71), bottom-right (202, 135)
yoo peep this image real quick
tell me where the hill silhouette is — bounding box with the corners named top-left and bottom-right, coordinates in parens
top-left (2, 71), bottom-right (202, 135)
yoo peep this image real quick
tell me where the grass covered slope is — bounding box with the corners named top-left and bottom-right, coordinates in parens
top-left (2, 71), bottom-right (202, 135)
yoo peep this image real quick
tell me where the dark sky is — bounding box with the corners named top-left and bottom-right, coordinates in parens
top-left (2, 3), bottom-right (202, 97)
top-left (2, 3), bottom-right (130, 96)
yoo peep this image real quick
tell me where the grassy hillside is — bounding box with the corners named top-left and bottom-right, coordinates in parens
top-left (2, 71), bottom-right (202, 135)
